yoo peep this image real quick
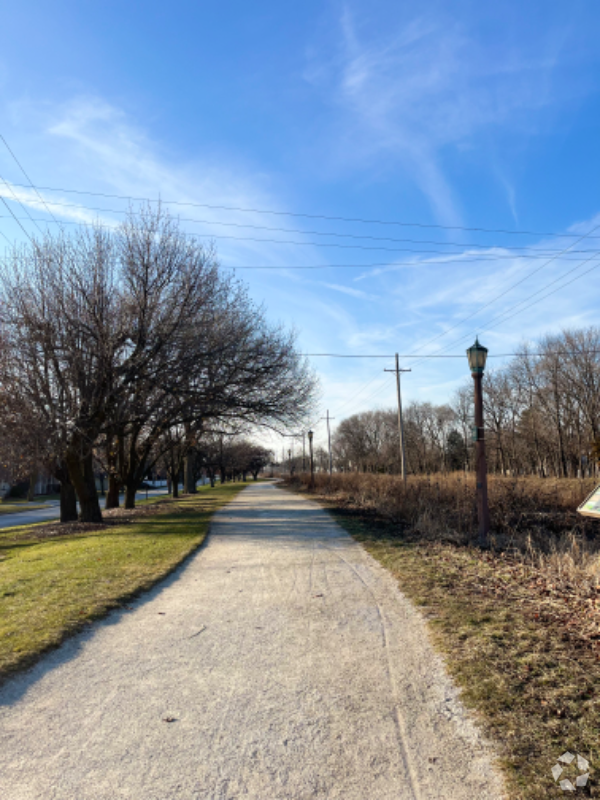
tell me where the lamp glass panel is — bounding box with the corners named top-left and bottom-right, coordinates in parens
top-left (467, 340), bottom-right (488, 372)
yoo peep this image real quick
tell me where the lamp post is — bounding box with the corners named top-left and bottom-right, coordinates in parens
top-left (467, 337), bottom-right (491, 547)
top-left (288, 448), bottom-right (292, 477)
top-left (308, 430), bottom-right (315, 489)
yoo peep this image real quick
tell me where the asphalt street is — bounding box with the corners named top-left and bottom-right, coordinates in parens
top-left (0, 487), bottom-right (169, 529)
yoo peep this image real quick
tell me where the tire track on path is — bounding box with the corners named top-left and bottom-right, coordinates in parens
top-left (0, 482), bottom-right (506, 800)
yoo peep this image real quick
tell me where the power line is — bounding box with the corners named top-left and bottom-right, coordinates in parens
top-left (303, 353), bottom-right (397, 358)
top-left (330, 369), bottom-right (394, 418)
top-left (301, 351), bottom-right (600, 358)
top-left (3, 208), bottom-right (599, 257)
top-left (0, 135), bottom-right (62, 227)
top-left (3, 180), bottom-right (588, 239)
top-left (0, 227), bottom-right (14, 247)
top-left (343, 374), bottom-right (397, 411)
top-left (325, 374), bottom-right (396, 430)
top-left (0, 192), bottom-right (593, 253)
top-left (483, 256), bottom-right (600, 337)
top-left (0, 198), bottom-right (33, 243)
top-left (399, 224), bottom-right (600, 369)
top-left (408, 249), bottom-right (600, 368)
top-left (1, 212), bottom-right (598, 268)
top-left (217, 252), bottom-right (600, 267)
top-left (0, 174), bottom-right (44, 236)
top-left (302, 366), bottom-right (394, 436)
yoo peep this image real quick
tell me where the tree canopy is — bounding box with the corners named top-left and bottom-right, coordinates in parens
top-left (0, 207), bottom-right (318, 520)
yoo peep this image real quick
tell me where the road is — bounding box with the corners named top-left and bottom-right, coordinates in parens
top-left (0, 482), bottom-right (505, 799)
top-left (0, 487), bottom-right (170, 529)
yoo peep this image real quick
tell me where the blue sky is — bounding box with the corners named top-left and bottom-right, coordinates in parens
top-left (1, 1), bottom-right (600, 452)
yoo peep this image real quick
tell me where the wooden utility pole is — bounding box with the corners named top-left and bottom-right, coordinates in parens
top-left (384, 354), bottom-right (411, 482)
top-left (302, 432), bottom-right (306, 472)
top-left (321, 410), bottom-right (335, 475)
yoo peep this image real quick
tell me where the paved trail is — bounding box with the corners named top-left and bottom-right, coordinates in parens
top-left (0, 483), bottom-right (505, 800)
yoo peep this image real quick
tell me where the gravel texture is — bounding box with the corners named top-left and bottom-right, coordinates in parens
top-left (0, 482), bottom-right (506, 799)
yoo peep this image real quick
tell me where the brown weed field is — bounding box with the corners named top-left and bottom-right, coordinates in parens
top-left (289, 471), bottom-right (600, 593)
top-left (286, 472), bottom-right (600, 797)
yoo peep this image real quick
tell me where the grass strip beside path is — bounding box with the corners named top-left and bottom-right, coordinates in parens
top-left (0, 502), bottom-right (50, 515)
top-left (0, 482), bottom-right (248, 685)
top-left (301, 496), bottom-right (600, 800)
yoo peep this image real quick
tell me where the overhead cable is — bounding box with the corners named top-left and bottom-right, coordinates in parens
top-left (2, 180), bottom-right (589, 239)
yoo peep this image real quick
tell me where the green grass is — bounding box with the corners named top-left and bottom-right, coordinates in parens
top-left (294, 492), bottom-right (600, 800)
top-left (0, 482), bottom-right (248, 684)
top-left (0, 500), bottom-right (50, 515)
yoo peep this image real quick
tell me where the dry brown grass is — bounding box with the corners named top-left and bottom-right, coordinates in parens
top-left (285, 472), bottom-right (600, 798)
top-left (292, 472), bottom-right (600, 595)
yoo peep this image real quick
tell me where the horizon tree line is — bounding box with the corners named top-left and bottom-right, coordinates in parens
top-left (332, 328), bottom-right (600, 479)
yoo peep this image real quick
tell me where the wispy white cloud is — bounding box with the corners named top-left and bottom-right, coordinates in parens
top-left (2, 83), bottom-right (600, 423)
top-left (0, 182), bottom-right (115, 228)
top-left (305, 5), bottom-right (573, 227)
top-left (322, 281), bottom-right (378, 300)
top-left (495, 172), bottom-right (519, 227)
top-left (567, 212), bottom-right (600, 236)
top-left (1, 95), bottom-right (329, 272)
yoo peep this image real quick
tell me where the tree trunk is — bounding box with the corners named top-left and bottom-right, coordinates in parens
top-left (27, 471), bottom-right (36, 501)
top-left (105, 475), bottom-right (121, 509)
top-left (124, 482), bottom-right (136, 509)
top-left (52, 462), bottom-right (78, 523)
top-left (66, 451), bottom-right (103, 523)
top-left (184, 451), bottom-right (196, 494)
top-left (60, 481), bottom-right (78, 523)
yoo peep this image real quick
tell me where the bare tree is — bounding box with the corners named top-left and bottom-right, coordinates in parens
top-left (0, 208), bottom-right (319, 521)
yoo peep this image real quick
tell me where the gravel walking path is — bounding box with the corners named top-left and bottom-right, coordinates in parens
top-left (0, 482), bottom-right (505, 799)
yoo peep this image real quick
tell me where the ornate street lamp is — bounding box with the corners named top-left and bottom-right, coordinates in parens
top-left (467, 337), bottom-right (491, 546)
top-left (308, 430), bottom-right (315, 489)
top-left (466, 337), bottom-right (488, 375)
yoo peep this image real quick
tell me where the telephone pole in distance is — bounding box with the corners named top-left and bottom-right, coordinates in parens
top-left (321, 410), bottom-right (335, 475)
top-left (384, 354), bottom-right (411, 482)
